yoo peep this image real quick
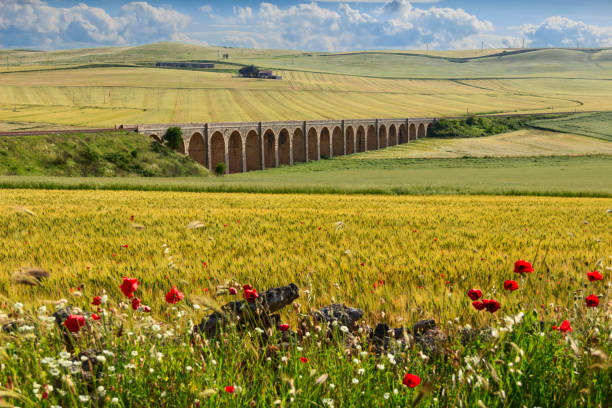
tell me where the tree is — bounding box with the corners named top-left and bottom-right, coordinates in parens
top-left (238, 65), bottom-right (260, 78)
top-left (214, 162), bottom-right (226, 176)
top-left (163, 127), bottom-right (182, 150)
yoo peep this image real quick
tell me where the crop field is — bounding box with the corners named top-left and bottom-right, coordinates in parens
top-left (0, 190), bottom-right (610, 407)
top-left (529, 111), bottom-right (612, 142)
top-left (1, 44), bottom-right (612, 128)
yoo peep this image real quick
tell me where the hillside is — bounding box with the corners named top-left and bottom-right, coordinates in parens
top-left (0, 132), bottom-right (208, 177)
top-left (528, 111), bottom-right (612, 142)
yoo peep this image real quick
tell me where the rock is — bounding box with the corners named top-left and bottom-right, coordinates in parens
top-left (412, 319), bottom-right (446, 354)
top-left (194, 283), bottom-right (299, 337)
top-left (412, 319), bottom-right (436, 335)
top-left (459, 327), bottom-right (493, 345)
top-left (312, 304), bottom-right (364, 330)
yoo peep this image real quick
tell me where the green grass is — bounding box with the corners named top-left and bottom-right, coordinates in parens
top-left (529, 112), bottom-right (612, 142)
top-left (0, 132), bottom-right (207, 177)
top-left (1, 155), bottom-right (610, 197)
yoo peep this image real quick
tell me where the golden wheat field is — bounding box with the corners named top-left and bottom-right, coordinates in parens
top-left (1, 190), bottom-right (610, 327)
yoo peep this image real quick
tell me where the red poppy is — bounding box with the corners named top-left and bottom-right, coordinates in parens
top-left (402, 373), bottom-right (421, 388)
top-left (553, 320), bottom-right (572, 333)
top-left (587, 271), bottom-right (603, 282)
top-left (131, 298), bottom-right (141, 310)
top-left (279, 324), bottom-right (289, 332)
top-left (300, 357), bottom-right (308, 363)
top-left (224, 386), bottom-right (234, 394)
top-left (243, 284), bottom-right (253, 291)
top-left (202, 261), bottom-right (207, 268)
top-left (92, 296), bottom-right (102, 306)
top-left (467, 289), bottom-right (483, 300)
top-left (472, 301), bottom-right (485, 310)
top-left (64, 315), bottom-right (85, 333)
top-left (121, 245), bottom-right (128, 248)
top-left (229, 287), bottom-right (237, 295)
top-left (165, 286), bottom-right (184, 304)
top-left (585, 294), bottom-right (599, 307)
top-left (130, 214), bottom-right (134, 221)
top-left (243, 287), bottom-right (259, 303)
top-left (91, 313), bottom-right (101, 321)
top-left (143, 306), bottom-right (151, 313)
top-left (514, 260), bottom-right (534, 274)
top-left (120, 277), bottom-right (138, 298)
top-left (482, 299), bottom-right (501, 313)
top-left (504, 280), bottom-right (519, 291)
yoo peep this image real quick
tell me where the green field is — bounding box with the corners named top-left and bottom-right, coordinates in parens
top-left (1, 43), bottom-right (612, 129)
top-left (529, 111), bottom-right (612, 142)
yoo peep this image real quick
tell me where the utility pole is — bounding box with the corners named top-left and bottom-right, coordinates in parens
top-left (481, 40), bottom-right (484, 50)
top-left (522, 38), bottom-right (525, 49)
top-left (14, 93), bottom-right (17, 112)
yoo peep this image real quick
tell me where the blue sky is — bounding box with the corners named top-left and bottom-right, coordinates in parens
top-left (1, 0), bottom-right (611, 51)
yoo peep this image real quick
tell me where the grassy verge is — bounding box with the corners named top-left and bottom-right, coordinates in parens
top-left (0, 132), bottom-right (207, 177)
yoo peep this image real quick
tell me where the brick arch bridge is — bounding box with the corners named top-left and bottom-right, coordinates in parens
top-left (138, 118), bottom-right (435, 174)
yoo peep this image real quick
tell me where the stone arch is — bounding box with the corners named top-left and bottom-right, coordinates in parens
top-left (292, 128), bottom-right (306, 163)
top-left (379, 125), bottom-right (387, 148)
top-left (426, 123), bottom-right (433, 137)
top-left (320, 127), bottom-right (331, 158)
top-left (263, 129), bottom-right (276, 169)
top-left (228, 131), bottom-right (243, 174)
top-left (409, 123), bottom-right (417, 141)
top-left (188, 132), bottom-right (206, 166)
top-left (332, 126), bottom-right (343, 157)
top-left (308, 127), bottom-right (318, 161)
top-left (210, 131), bottom-right (225, 172)
top-left (149, 134), bottom-right (161, 143)
top-left (177, 138), bottom-right (186, 154)
top-left (418, 123), bottom-right (426, 138)
top-left (245, 130), bottom-right (261, 171)
top-left (367, 125), bottom-right (377, 150)
top-left (346, 126), bottom-right (355, 154)
top-left (278, 128), bottom-right (291, 166)
top-left (357, 126), bottom-right (366, 152)
top-left (388, 125), bottom-right (397, 146)
top-left (399, 124), bottom-right (408, 144)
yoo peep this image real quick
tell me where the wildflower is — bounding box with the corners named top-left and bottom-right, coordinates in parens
top-left (165, 286), bottom-right (184, 304)
top-left (553, 320), bottom-right (572, 333)
top-left (229, 287), bottom-right (237, 295)
top-left (357, 368), bottom-right (365, 375)
top-left (224, 386), bottom-right (235, 394)
top-left (514, 260), bottom-right (534, 274)
top-left (503, 280), bottom-right (519, 291)
top-left (91, 313), bottom-right (101, 321)
top-left (467, 289), bottom-right (482, 301)
top-left (383, 393), bottom-right (390, 400)
top-left (339, 325), bottom-right (349, 333)
top-left (243, 286), bottom-right (259, 303)
top-left (377, 364), bottom-right (385, 371)
top-left (120, 277), bottom-right (138, 298)
top-left (13, 302), bottom-right (23, 311)
top-left (585, 294), bottom-right (599, 307)
top-left (472, 301), bottom-right (485, 310)
top-left (64, 315), bottom-right (85, 333)
top-left (587, 271), bottom-right (603, 282)
top-left (79, 395), bottom-right (90, 402)
top-left (352, 378), bottom-right (359, 384)
top-left (96, 355), bottom-right (106, 363)
top-left (402, 373), bottom-right (421, 388)
top-left (92, 296), bottom-right (102, 306)
top-left (131, 298), bottom-right (141, 310)
top-left (300, 357), bottom-right (309, 363)
top-left (143, 305), bottom-right (151, 312)
top-left (482, 299), bottom-right (501, 313)
top-left (279, 324), bottom-right (290, 332)
top-left (111, 398), bottom-right (119, 404)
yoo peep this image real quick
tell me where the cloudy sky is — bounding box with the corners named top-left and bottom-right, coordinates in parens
top-left (1, 0), bottom-right (611, 51)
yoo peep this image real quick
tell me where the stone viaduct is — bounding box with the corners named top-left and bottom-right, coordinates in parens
top-left (138, 117), bottom-right (435, 174)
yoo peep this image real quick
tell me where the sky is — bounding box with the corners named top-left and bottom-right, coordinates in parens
top-left (1, 0), bottom-right (611, 51)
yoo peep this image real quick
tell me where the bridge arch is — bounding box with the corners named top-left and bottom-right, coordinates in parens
top-left (245, 130), bottom-right (260, 171)
top-left (426, 123), bottom-right (433, 136)
top-left (346, 126), bottom-right (355, 154)
top-left (399, 124), bottom-right (407, 144)
top-left (149, 134), bottom-right (161, 143)
top-left (209, 131), bottom-right (226, 172)
top-left (278, 129), bottom-right (291, 166)
top-left (379, 124), bottom-right (387, 148)
top-left (307, 127), bottom-right (318, 161)
top-left (177, 138), bottom-right (186, 154)
top-left (228, 131), bottom-right (243, 174)
top-left (292, 128), bottom-right (306, 163)
top-left (418, 123), bottom-right (426, 139)
top-left (320, 127), bottom-right (331, 158)
top-left (357, 126), bottom-right (366, 152)
top-left (409, 123), bottom-right (417, 141)
top-left (388, 125), bottom-right (397, 146)
top-left (188, 132), bottom-right (206, 166)
top-left (263, 129), bottom-right (276, 168)
top-left (367, 125), bottom-right (377, 150)
top-left (332, 126), bottom-right (343, 157)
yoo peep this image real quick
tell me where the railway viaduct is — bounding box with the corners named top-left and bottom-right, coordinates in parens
top-left (138, 117), bottom-right (435, 174)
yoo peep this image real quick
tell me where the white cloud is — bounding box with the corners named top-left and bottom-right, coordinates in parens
top-left (199, 5), bottom-right (212, 14)
top-left (521, 16), bottom-right (612, 48)
top-left (0, 0), bottom-right (191, 49)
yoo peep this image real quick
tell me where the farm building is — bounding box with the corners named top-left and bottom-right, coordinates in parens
top-left (258, 70), bottom-right (282, 80)
top-left (156, 62), bottom-right (215, 69)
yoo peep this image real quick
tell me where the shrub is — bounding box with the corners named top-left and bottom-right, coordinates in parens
top-left (214, 162), bottom-right (226, 176)
top-left (163, 127), bottom-right (183, 150)
top-left (238, 65), bottom-right (260, 78)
